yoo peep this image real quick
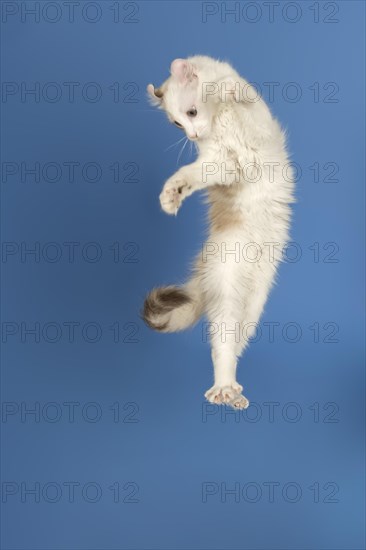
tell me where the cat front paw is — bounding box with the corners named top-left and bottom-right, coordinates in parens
top-left (159, 177), bottom-right (188, 215)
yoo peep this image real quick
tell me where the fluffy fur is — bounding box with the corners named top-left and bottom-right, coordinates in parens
top-left (143, 56), bottom-right (294, 409)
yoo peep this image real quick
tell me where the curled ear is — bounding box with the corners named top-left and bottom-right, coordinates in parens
top-left (147, 83), bottom-right (164, 106)
top-left (170, 59), bottom-right (197, 85)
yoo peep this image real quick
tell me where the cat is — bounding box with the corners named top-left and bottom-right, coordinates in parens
top-left (143, 56), bottom-right (294, 409)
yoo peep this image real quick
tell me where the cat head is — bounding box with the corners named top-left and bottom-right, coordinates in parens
top-left (147, 58), bottom-right (217, 141)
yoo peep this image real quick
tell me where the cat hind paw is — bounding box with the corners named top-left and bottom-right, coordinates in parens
top-left (204, 383), bottom-right (243, 405)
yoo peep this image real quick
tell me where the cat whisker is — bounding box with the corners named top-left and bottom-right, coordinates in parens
top-left (164, 136), bottom-right (187, 152)
top-left (177, 138), bottom-right (188, 165)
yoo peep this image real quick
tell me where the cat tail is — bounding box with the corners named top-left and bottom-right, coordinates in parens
top-left (142, 281), bottom-right (203, 333)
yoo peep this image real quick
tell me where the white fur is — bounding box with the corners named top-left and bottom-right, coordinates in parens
top-left (147, 56), bottom-right (295, 409)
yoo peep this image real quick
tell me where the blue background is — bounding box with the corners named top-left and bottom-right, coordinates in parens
top-left (1, 1), bottom-right (365, 549)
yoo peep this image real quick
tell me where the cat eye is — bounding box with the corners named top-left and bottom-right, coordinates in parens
top-left (187, 107), bottom-right (197, 117)
top-left (174, 121), bottom-right (184, 129)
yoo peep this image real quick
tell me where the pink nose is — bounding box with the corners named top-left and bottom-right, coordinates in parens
top-left (188, 133), bottom-right (198, 141)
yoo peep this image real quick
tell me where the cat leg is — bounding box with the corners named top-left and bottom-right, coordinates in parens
top-left (204, 335), bottom-right (249, 409)
top-left (202, 256), bottom-right (275, 409)
top-left (201, 247), bottom-right (250, 408)
top-left (204, 283), bottom-right (272, 410)
top-left (160, 158), bottom-right (239, 214)
top-left (203, 277), bottom-right (250, 409)
top-left (228, 277), bottom-right (273, 409)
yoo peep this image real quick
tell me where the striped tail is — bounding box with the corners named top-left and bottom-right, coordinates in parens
top-left (142, 285), bottom-right (201, 333)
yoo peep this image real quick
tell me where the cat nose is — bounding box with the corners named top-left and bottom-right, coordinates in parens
top-left (188, 132), bottom-right (198, 141)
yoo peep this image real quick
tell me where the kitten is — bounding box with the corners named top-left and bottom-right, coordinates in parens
top-left (143, 56), bottom-right (294, 409)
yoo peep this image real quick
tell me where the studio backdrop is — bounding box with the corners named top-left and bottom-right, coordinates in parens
top-left (1, 1), bottom-right (365, 549)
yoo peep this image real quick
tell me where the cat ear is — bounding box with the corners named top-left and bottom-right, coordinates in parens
top-left (170, 59), bottom-right (197, 84)
top-left (147, 83), bottom-right (164, 106)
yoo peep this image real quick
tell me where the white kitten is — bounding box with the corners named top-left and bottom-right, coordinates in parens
top-left (143, 56), bottom-right (294, 409)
